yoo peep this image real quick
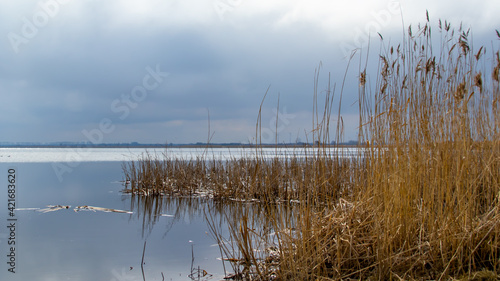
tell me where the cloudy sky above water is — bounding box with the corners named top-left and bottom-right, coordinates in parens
top-left (1, 0), bottom-right (499, 144)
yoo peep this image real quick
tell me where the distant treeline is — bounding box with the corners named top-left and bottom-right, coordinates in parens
top-left (0, 140), bottom-right (360, 148)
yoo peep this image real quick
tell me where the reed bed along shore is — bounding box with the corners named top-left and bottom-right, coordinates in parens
top-left (123, 17), bottom-right (500, 280)
top-left (122, 149), bottom-right (358, 204)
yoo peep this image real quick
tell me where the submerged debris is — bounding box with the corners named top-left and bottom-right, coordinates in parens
top-left (37, 205), bottom-right (71, 213)
top-left (21, 205), bottom-right (134, 214)
top-left (74, 205), bottom-right (133, 214)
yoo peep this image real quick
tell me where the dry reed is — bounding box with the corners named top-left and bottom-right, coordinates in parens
top-left (123, 16), bottom-right (500, 280)
top-left (268, 18), bottom-right (500, 280)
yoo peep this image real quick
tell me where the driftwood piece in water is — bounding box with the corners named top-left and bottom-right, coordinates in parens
top-left (37, 205), bottom-right (71, 213)
top-left (74, 205), bottom-right (133, 214)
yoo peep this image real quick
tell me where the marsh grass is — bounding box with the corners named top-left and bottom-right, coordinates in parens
top-left (123, 17), bottom-right (500, 280)
top-left (122, 149), bottom-right (357, 204)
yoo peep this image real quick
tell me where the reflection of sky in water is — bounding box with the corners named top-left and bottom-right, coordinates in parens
top-left (0, 162), bottom-right (227, 281)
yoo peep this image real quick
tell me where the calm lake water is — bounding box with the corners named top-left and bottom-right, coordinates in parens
top-left (0, 147), bottom-right (360, 280)
top-left (0, 148), bottom-right (237, 281)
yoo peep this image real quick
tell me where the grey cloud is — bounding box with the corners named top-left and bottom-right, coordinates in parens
top-left (1, 1), bottom-right (499, 143)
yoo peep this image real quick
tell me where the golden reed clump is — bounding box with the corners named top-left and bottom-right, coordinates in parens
top-left (123, 16), bottom-right (500, 280)
top-left (217, 18), bottom-right (500, 280)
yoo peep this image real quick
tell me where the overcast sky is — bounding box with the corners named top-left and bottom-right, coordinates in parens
top-left (1, 0), bottom-right (499, 144)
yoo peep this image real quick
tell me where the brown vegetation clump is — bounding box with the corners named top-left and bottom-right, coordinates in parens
top-left (268, 18), bottom-right (500, 280)
top-left (123, 16), bottom-right (500, 280)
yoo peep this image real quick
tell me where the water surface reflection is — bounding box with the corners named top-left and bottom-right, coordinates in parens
top-left (127, 190), bottom-right (300, 280)
top-left (0, 162), bottom-right (230, 281)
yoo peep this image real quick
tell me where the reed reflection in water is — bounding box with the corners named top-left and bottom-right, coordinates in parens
top-left (127, 193), bottom-right (210, 237)
top-left (124, 189), bottom-right (299, 280)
